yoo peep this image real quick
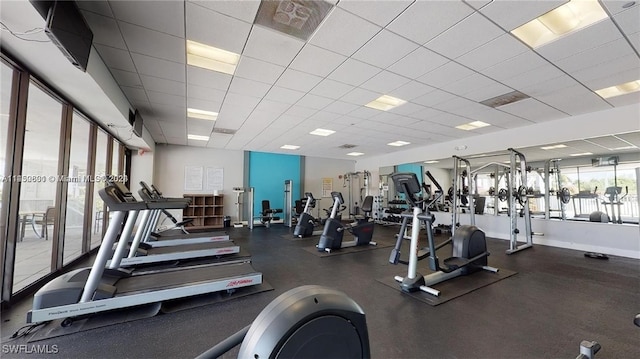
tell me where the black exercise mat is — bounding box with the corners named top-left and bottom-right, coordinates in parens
top-left (302, 238), bottom-right (395, 257)
top-left (377, 268), bottom-right (517, 306)
top-left (27, 303), bottom-right (162, 343)
top-left (161, 281), bottom-right (273, 313)
top-left (26, 281), bottom-right (273, 342)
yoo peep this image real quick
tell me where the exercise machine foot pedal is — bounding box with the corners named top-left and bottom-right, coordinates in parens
top-left (584, 252), bottom-right (608, 260)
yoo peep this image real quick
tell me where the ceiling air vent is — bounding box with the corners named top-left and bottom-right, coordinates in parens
top-left (254, 0), bottom-right (334, 41)
top-left (212, 127), bottom-right (236, 135)
top-left (480, 90), bottom-right (530, 108)
top-left (339, 144), bottom-right (357, 149)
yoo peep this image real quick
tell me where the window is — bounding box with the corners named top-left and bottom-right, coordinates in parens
top-left (13, 81), bottom-right (63, 293)
top-left (90, 129), bottom-right (108, 248)
top-left (0, 61), bottom-right (11, 212)
top-left (63, 112), bottom-right (91, 264)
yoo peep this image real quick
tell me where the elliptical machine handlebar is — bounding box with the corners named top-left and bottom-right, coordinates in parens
top-left (424, 171), bottom-right (443, 209)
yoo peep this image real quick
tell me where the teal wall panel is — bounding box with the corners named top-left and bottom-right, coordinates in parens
top-left (248, 152), bottom-right (301, 217)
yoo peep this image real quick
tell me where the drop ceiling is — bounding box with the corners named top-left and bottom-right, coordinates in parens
top-left (2, 0), bottom-right (640, 161)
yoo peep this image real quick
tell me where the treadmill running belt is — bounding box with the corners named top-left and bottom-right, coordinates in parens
top-left (147, 241), bottom-right (236, 254)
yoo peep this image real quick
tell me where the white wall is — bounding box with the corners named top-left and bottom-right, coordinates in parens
top-left (153, 145), bottom-right (244, 221)
top-left (303, 157), bottom-right (355, 200)
top-left (458, 213), bottom-right (640, 259)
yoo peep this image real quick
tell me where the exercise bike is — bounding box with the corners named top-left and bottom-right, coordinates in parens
top-left (195, 285), bottom-right (370, 358)
top-left (293, 192), bottom-right (323, 238)
top-left (390, 171), bottom-right (498, 296)
top-left (316, 191), bottom-right (376, 253)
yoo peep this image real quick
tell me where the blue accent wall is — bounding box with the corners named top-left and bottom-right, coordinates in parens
top-left (248, 152), bottom-right (301, 216)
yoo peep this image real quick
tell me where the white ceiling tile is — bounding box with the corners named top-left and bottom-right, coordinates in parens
top-left (519, 75), bottom-right (578, 97)
top-left (602, 0), bottom-right (638, 16)
top-left (119, 22), bottom-right (184, 63)
top-left (479, 1), bottom-right (565, 31)
top-left (254, 99), bottom-right (291, 115)
top-left (189, 0), bottom-right (260, 23)
top-left (131, 53), bottom-right (185, 82)
top-left (141, 75), bottom-right (185, 97)
top-left (81, 11), bottom-right (127, 49)
top-left (463, 0), bottom-right (492, 10)
top-left (389, 81), bottom-right (436, 102)
top-left (535, 86), bottom-right (611, 116)
top-left (352, 29), bottom-right (419, 68)
top-left (185, 2), bottom-right (252, 54)
top-left (388, 102), bottom-right (428, 117)
top-left (77, 1), bottom-right (114, 17)
top-left (536, 20), bottom-right (622, 62)
top-left (151, 103), bottom-right (186, 119)
top-left (217, 104), bottom-right (253, 126)
top-left (121, 86), bottom-right (148, 103)
top-left (360, 71), bottom-right (410, 94)
top-left (187, 84), bottom-right (226, 103)
top-left (229, 77), bottom-right (272, 98)
top-left (425, 12), bottom-right (504, 59)
top-left (433, 96), bottom-right (481, 115)
top-left (349, 106), bottom-right (385, 119)
top-left (275, 69), bottom-right (324, 92)
top-left (186, 98), bottom-right (222, 113)
top-left (387, 1), bottom-right (474, 44)
top-left (111, 1), bottom-right (184, 37)
top-left (187, 118), bottom-right (214, 133)
top-left (187, 66), bottom-right (232, 91)
top-left (340, 87), bottom-right (380, 106)
top-left (243, 26), bottom-right (305, 66)
top-left (296, 94), bottom-right (334, 110)
top-left (235, 56), bottom-right (285, 84)
top-left (627, 31), bottom-right (640, 53)
top-left (111, 69), bottom-right (142, 87)
top-left (148, 90), bottom-right (185, 107)
top-left (327, 58), bottom-right (381, 87)
top-left (483, 52), bottom-right (548, 83)
top-left (440, 73), bottom-right (509, 99)
top-left (323, 101), bottom-right (360, 115)
top-left (605, 91), bottom-right (640, 108)
top-left (572, 55), bottom-right (640, 89)
top-left (454, 76), bottom-right (514, 102)
top-left (309, 79), bottom-right (355, 99)
top-left (554, 39), bottom-right (635, 73)
top-left (309, 7), bottom-right (381, 57)
top-left (284, 105), bottom-right (318, 119)
top-left (470, 108), bottom-right (534, 127)
top-left (613, 4), bottom-right (640, 34)
top-left (337, 0), bottom-right (413, 27)
top-left (308, 111), bottom-right (341, 123)
top-left (264, 86), bottom-right (306, 105)
top-left (290, 45), bottom-right (347, 77)
top-left (95, 44), bottom-right (137, 72)
top-left (498, 98), bottom-right (568, 122)
top-left (417, 61), bottom-right (475, 88)
top-left (223, 92), bottom-right (261, 109)
top-left (372, 113), bottom-right (418, 127)
top-left (456, 34), bottom-right (530, 72)
top-left (411, 89), bottom-right (457, 108)
top-left (387, 46), bottom-right (449, 79)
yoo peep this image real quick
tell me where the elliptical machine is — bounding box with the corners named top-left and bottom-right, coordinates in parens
top-left (293, 192), bottom-right (322, 238)
top-left (195, 285), bottom-right (370, 359)
top-left (317, 191), bottom-right (376, 253)
top-left (390, 171), bottom-right (498, 297)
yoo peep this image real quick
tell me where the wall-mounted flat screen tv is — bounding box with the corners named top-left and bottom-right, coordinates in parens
top-left (45, 1), bottom-right (93, 72)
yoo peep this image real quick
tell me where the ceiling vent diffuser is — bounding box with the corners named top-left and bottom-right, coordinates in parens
top-left (480, 90), bottom-right (530, 108)
top-left (212, 127), bottom-right (236, 135)
top-left (338, 144), bottom-right (357, 149)
top-left (254, 0), bottom-right (334, 41)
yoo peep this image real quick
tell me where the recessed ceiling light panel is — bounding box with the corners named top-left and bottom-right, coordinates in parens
top-left (387, 140), bottom-right (410, 147)
top-left (365, 95), bottom-right (407, 111)
top-left (511, 0), bottom-right (608, 48)
top-left (188, 134), bottom-right (209, 141)
top-left (187, 108), bottom-right (218, 121)
top-left (595, 80), bottom-right (640, 99)
top-left (310, 128), bottom-right (335, 136)
top-left (281, 144), bottom-right (300, 150)
top-left (347, 152), bottom-right (364, 156)
top-left (186, 40), bottom-right (240, 75)
top-left (456, 121), bottom-right (491, 131)
top-left (540, 144), bottom-right (568, 150)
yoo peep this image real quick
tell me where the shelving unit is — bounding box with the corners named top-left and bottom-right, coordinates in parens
top-left (183, 194), bottom-right (224, 229)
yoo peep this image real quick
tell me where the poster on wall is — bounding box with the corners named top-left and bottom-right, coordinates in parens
top-left (184, 166), bottom-right (203, 191)
top-left (206, 167), bottom-right (224, 192)
top-left (322, 178), bottom-right (333, 197)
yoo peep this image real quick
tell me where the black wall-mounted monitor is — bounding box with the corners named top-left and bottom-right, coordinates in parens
top-left (132, 110), bottom-right (143, 138)
top-left (44, 1), bottom-right (93, 72)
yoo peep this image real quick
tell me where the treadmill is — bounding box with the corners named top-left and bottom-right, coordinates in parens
top-left (135, 182), bottom-right (229, 244)
top-left (105, 182), bottom-right (246, 268)
top-left (27, 184), bottom-right (262, 324)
